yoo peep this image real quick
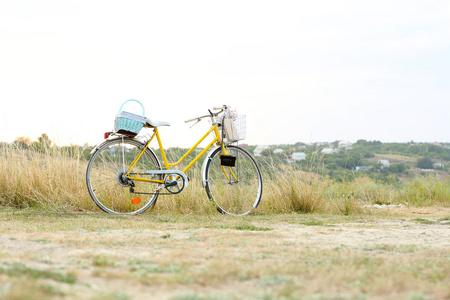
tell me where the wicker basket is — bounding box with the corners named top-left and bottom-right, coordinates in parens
top-left (114, 99), bottom-right (146, 136)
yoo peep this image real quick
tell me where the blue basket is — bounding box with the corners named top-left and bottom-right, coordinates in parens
top-left (114, 99), bottom-right (146, 136)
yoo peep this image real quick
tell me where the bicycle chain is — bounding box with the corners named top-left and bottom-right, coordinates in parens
top-left (129, 188), bottom-right (181, 196)
top-left (127, 173), bottom-right (184, 196)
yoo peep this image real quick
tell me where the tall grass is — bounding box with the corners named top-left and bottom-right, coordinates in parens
top-left (396, 176), bottom-right (449, 206)
top-left (0, 145), bottom-right (448, 214)
top-left (0, 145), bottom-right (94, 211)
top-left (263, 164), bottom-right (326, 213)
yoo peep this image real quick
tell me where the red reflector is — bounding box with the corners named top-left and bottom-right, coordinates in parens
top-left (131, 197), bottom-right (142, 205)
top-left (104, 132), bottom-right (110, 139)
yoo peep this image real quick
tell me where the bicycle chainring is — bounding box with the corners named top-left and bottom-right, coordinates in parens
top-left (164, 174), bottom-right (185, 194)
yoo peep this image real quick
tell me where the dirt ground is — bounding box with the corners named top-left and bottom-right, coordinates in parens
top-left (0, 207), bottom-right (449, 299)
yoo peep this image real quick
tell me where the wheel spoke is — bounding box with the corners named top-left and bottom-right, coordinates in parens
top-left (205, 146), bottom-right (262, 216)
top-left (86, 138), bottom-right (161, 214)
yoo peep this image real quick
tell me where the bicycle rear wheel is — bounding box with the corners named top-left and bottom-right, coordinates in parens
top-left (204, 145), bottom-right (262, 216)
top-left (86, 137), bottom-right (161, 214)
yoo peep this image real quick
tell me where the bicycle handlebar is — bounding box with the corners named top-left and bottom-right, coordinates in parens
top-left (184, 106), bottom-right (227, 123)
top-left (184, 114), bottom-right (210, 123)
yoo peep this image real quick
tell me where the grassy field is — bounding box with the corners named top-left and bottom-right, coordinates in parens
top-left (1, 146), bottom-right (449, 214)
top-left (0, 146), bottom-right (449, 299)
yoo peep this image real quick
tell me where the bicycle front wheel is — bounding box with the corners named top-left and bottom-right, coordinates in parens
top-left (86, 137), bottom-right (161, 214)
top-left (204, 145), bottom-right (262, 216)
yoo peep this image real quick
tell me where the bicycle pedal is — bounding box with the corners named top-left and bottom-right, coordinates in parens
top-left (165, 181), bottom-right (178, 187)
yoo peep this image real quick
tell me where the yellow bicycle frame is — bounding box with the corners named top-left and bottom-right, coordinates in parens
top-left (124, 123), bottom-right (235, 184)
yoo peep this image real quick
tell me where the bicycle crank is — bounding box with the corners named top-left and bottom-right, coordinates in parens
top-left (164, 173), bottom-right (185, 194)
top-left (146, 170), bottom-right (189, 186)
top-left (145, 169), bottom-right (189, 194)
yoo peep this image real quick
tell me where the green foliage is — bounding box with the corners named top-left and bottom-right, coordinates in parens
top-left (417, 157), bottom-right (433, 169)
top-left (389, 163), bottom-right (407, 173)
top-left (398, 177), bottom-right (449, 206)
top-left (252, 140), bottom-right (450, 182)
top-left (13, 136), bottom-right (32, 149)
top-left (37, 133), bottom-right (52, 148)
top-left (261, 148), bottom-right (274, 157)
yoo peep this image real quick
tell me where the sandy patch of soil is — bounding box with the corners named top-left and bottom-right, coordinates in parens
top-left (0, 208), bottom-right (449, 299)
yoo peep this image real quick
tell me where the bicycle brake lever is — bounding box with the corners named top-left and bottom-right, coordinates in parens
top-left (190, 118), bottom-right (201, 128)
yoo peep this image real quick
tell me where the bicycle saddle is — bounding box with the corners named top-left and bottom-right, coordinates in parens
top-left (145, 117), bottom-right (170, 128)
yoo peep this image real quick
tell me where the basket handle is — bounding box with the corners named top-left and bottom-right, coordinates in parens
top-left (118, 99), bottom-right (145, 117)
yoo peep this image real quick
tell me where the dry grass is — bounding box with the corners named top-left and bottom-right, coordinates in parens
top-left (0, 146), bottom-right (95, 211)
top-left (0, 146), bottom-right (448, 216)
top-left (372, 153), bottom-right (417, 164)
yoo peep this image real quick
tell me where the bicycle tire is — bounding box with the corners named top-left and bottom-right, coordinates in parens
top-left (86, 137), bottom-right (161, 214)
top-left (204, 145), bottom-right (262, 216)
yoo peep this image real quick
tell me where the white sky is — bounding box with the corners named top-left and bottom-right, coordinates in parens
top-left (1, 0), bottom-right (449, 147)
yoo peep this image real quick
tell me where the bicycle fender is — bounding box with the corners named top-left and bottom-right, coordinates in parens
top-left (89, 138), bottom-right (160, 170)
top-left (89, 143), bottom-right (104, 155)
top-left (201, 145), bottom-right (221, 188)
top-left (89, 137), bottom-right (123, 155)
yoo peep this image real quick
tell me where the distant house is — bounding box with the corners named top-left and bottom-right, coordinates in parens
top-left (292, 152), bottom-right (306, 161)
top-left (321, 148), bottom-right (335, 154)
top-left (254, 145), bottom-right (270, 157)
top-left (338, 141), bottom-right (353, 149)
top-left (274, 149), bottom-right (284, 154)
top-left (378, 160), bottom-right (390, 167)
top-left (288, 152), bottom-right (306, 163)
top-left (430, 143), bottom-right (443, 147)
top-left (356, 166), bottom-right (369, 171)
top-left (433, 163), bottom-right (445, 169)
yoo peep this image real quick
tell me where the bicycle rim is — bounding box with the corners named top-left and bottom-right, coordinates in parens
top-left (86, 138), bottom-right (161, 214)
top-left (205, 145), bottom-right (262, 216)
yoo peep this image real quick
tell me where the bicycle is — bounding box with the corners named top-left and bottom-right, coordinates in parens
top-left (86, 100), bottom-right (263, 216)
